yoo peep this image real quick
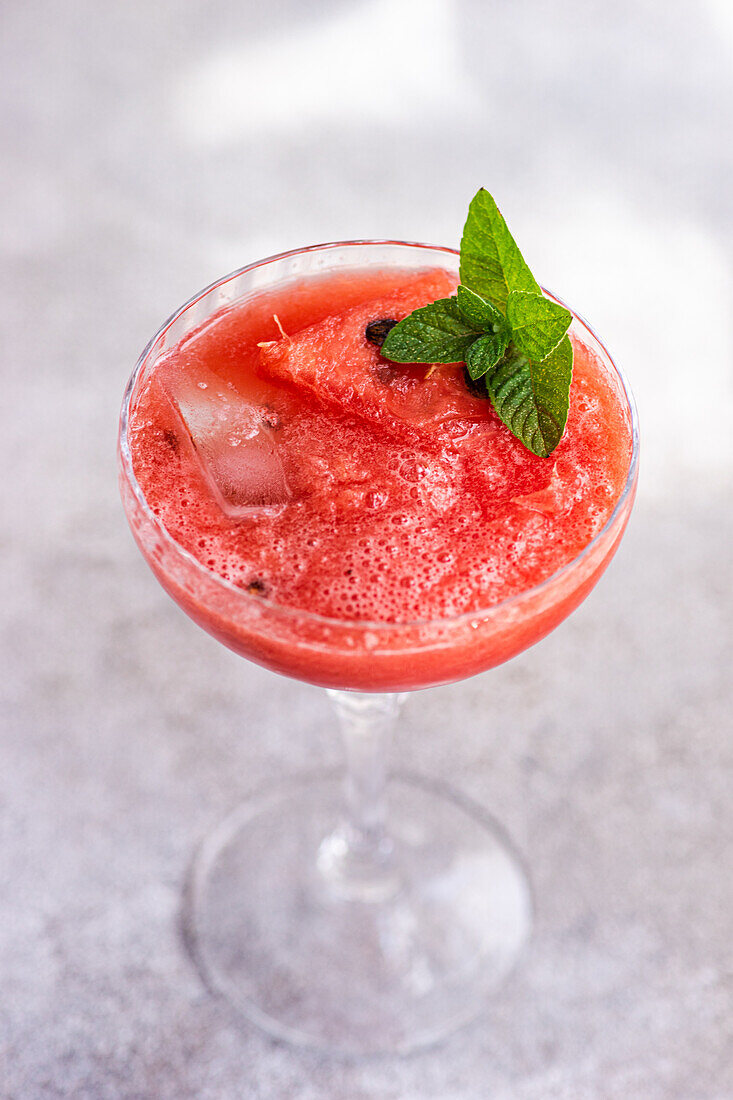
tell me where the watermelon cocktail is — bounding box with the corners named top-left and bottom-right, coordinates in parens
top-left (119, 235), bottom-right (638, 1054)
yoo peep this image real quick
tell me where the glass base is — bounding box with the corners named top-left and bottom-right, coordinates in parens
top-left (184, 774), bottom-right (532, 1056)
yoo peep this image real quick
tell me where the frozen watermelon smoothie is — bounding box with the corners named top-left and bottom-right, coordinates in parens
top-left (119, 205), bottom-right (640, 1056)
top-left (120, 243), bottom-right (636, 690)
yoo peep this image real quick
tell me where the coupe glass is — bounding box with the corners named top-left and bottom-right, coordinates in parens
top-left (118, 241), bottom-right (639, 1055)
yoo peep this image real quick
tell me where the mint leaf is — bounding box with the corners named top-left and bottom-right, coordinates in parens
top-left (465, 332), bottom-right (509, 380)
top-left (380, 296), bottom-right (482, 364)
top-left (483, 335), bottom-right (573, 457)
top-left (456, 284), bottom-right (507, 333)
top-left (506, 291), bottom-right (571, 362)
top-left (459, 189), bottom-right (539, 311)
top-left (377, 188), bottom-right (574, 456)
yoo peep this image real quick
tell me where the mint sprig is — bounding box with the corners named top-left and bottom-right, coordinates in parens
top-left (380, 188), bottom-right (573, 457)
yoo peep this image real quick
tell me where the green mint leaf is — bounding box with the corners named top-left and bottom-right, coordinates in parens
top-left (506, 291), bottom-right (571, 362)
top-left (456, 284), bottom-right (507, 333)
top-left (380, 296), bottom-right (482, 364)
top-left (465, 332), bottom-right (510, 380)
top-left (376, 187), bottom-right (573, 456)
top-left (459, 188), bottom-right (540, 311)
top-left (483, 335), bottom-right (573, 457)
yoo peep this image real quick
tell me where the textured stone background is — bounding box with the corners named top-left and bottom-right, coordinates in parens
top-left (2, 1), bottom-right (732, 1096)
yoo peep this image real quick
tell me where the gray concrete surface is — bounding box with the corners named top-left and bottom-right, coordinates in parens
top-left (2, 1), bottom-right (732, 1096)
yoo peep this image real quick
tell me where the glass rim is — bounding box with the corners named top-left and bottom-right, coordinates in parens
top-left (118, 239), bottom-right (640, 633)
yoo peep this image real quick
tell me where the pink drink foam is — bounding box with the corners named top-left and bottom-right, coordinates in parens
top-left (128, 268), bottom-right (632, 626)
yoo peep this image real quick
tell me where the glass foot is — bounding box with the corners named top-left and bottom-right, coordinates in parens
top-left (184, 774), bottom-right (532, 1055)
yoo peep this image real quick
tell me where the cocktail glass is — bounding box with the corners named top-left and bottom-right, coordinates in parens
top-left (118, 241), bottom-right (639, 1055)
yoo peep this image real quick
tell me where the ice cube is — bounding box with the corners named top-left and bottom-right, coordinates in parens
top-left (163, 365), bottom-right (291, 516)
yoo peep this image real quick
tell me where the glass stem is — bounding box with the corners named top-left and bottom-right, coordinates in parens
top-left (318, 690), bottom-right (406, 901)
